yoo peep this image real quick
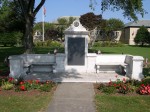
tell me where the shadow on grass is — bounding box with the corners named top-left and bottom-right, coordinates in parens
top-left (129, 45), bottom-right (150, 48)
top-left (101, 52), bottom-right (117, 54)
top-left (0, 47), bottom-right (24, 62)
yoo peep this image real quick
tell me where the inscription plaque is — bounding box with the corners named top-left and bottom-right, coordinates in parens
top-left (67, 37), bottom-right (85, 65)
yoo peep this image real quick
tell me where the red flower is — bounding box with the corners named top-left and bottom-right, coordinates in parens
top-left (123, 86), bottom-right (126, 90)
top-left (123, 78), bottom-right (126, 82)
top-left (20, 81), bottom-right (24, 85)
top-left (141, 84), bottom-right (145, 87)
top-left (20, 85), bottom-right (26, 91)
top-left (8, 77), bottom-right (14, 82)
top-left (114, 84), bottom-right (117, 87)
top-left (36, 80), bottom-right (39, 84)
top-left (27, 80), bottom-right (32, 84)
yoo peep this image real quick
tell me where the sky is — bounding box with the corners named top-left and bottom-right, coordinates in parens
top-left (35, 0), bottom-right (150, 24)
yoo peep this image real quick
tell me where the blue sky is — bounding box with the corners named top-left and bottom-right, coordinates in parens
top-left (35, 0), bottom-right (150, 24)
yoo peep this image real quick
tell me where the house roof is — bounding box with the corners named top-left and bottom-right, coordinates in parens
top-left (125, 20), bottom-right (150, 28)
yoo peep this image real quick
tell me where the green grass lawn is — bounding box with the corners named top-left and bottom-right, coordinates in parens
top-left (95, 94), bottom-right (150, 112)
top-left (0, 45), bottom-right (150, 71)
top-left (0, 91), bottom-right (52, 112)
top-left (0, 45), bottom-right (150, 61)
top-left (92, 45), bottom-right (150, 60)
top-left (0, 46), bottom-right (64, 63)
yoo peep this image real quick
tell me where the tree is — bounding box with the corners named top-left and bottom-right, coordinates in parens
top-left (134, 26), bottom-right (150, 46)
top-left (33, 22), bottom-right (55, 33)
top-left (99, 18), bottom-right (124, 41)
top-left (90, 0), bottom-right (146, 21)
top-left (1, 0), bottom-right (146, 52)
top-left (105, 18), bottom-right (124, 31)
top-left (45, 29), bottom-right (60, 41)
top-left (0, 0), bottom-right (25, 33)
top-left (80, 12), bottom-right (102, 30)
top-left (14, 0), bottom-right (46, 53)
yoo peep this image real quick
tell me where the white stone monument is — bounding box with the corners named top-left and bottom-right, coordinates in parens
top-left (64, 20), bottom-right (89, 72)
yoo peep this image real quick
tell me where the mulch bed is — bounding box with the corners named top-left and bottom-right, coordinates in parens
top-left (0, 85), bottom-right (57, 97)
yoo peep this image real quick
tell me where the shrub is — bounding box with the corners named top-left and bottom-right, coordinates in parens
top-left (142, 77), bottom-right (150, 85)
top-left (39, 81), bottom-right (54, 92)
top-left (1, 77), bottom-right (14, 90)
top-left (134, 26), bottom-right (150, 46)
top-left (137, 84), bottom-right (150, 95)
top-left (0, 32), bottom-right (23, 46)
top-left (125, 79), bottom-right (142, 87)
top-left (88, 48), bottom-right (98, 53)
top-left (34, 40), bottom-right (62, 48)
top-left (143, 68), bottom-right (150, 77)
top-left (34, 41), bottom-right (43, 47)
top-left (93, 41), bottom-right (123, 47)
top-left (98, 83), bottom-right (105, 90)
top-left (18, 80), bottom-right (40, 91)
top-left (118, 83), bottom-right (132, 94)
top-left (102, 86), bottom-right (116, 94)
top-left (48, 41), bottom-right (62, 48)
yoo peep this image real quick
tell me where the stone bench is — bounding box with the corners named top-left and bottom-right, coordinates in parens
top-left (21, 54), bottom-right (56, 74)
top-left (95, 55), bottom-right (128, 73)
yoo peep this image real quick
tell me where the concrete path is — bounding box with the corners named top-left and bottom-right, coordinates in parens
top-left (46, 83), bottom-right (95, 112)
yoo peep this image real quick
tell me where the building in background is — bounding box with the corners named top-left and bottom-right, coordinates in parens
top-left (119, 20), bottom-right (150, 45)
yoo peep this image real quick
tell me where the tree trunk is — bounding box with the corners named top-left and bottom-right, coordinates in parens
top-left (24, 16), bottom-right (34, 53)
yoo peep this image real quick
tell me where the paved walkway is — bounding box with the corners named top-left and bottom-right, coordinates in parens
top-left (46, 83), bottom-right (95, 112)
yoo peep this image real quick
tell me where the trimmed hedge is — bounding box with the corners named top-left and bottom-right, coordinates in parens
top-left (34, 40), bottom-right (63, 48)
top-left (93, 41), bottom-right (123, 47)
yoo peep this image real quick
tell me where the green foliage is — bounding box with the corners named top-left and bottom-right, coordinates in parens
top-left (118, 83), bottom-right (132, 94)
top-left (90, 0), bottom-right (146, 21)
top-left (88, 48), bottom-right (98, 53)
top-left (102, 86), bottom-right (116, 94)
top-left (97, 79), bottom-right (138, 95)
top-left (34, 22), bottom-right (55, 33)
top-left (45, 29), bottom-right (61, 41)
top-left (0, 32), bottom-right (23, 46)
top-left (105, 18), bottom-right (124, 31)
top-left (1, 78), bottom-right (14, 90)
top-left (126, 79), bottom-right (141, 87)
top-left (143, 67), bottom-right (150, 77)
top-left (134, 26), bottom-right (150, 46)
top-left (34, 40), bottom-right (62, 48)
top-left (1, 81), bottom-right (13, 90)
top-left (0, 1), bottom-right (25, 33)
top-left (142, 77), bottom-right (150, 85)
top-left (93, 41), bottom-right (123, 47)
top-left (39, 83), bottom-right (53, 92)
top-left (80, 12), bottom-right (102, 30)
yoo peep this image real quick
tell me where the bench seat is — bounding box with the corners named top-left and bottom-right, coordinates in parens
top-left (96, 62), bottom-right (127, 66)
top-left (31, 62), bottom-right (56, 66)
top-left (95, 62), bottom-right (128, 73)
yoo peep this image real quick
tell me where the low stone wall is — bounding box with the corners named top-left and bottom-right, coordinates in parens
top-left (9, 53), bottom-right (144, 80)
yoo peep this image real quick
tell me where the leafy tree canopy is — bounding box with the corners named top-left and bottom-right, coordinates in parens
top-left (0, 0), bottom-right (25, 33)
top-left (105, 18), bottom-right (124, 31)
top-left (80, 12), bottom-right (102, 30)
top-left (90, 0), bottom-right (146, 21)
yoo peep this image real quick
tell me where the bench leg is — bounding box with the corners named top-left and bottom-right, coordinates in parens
top-left (119, 65), bottom-right (126, 75)
top-left (96, 65), bottom-right (100, 73)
